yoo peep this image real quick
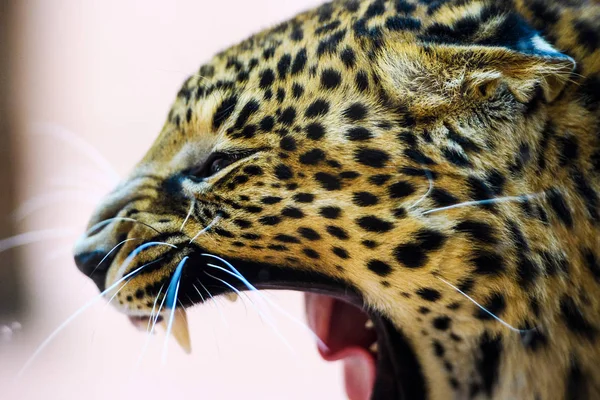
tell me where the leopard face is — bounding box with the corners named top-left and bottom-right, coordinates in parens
top-left (73, 0), bottom-right (600, 398)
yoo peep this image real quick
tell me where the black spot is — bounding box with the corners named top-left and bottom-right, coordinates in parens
top-left (320, 206), bottom-right (341, 219)
top-left (305, 100), bottom-right (330, 118)
top-left (520, 327), bottom-right (547, 352)
top-left (274, 164), bottom-right (293, 180)
top-left (457, 277), bottom-right (475, 294)
top-left (416, 288), bottom-right (441, 302)
top-left (300, 149), bottom-right (326, 165)
top-left (298, 227), bottom-right (321, 240)
top-left (507, 221), bottom-right (528, 252)
top-left (340, 47), bottom-right (356, 68)
top-left (355, 71), bottom-right (369, 92)
top-left (356, 216), bottom-right (394, 232)
top-left (547, 189), bottom-right (573, 227)
top-left (369, 174), bottom-right (392, 186)
top-left (393, 207), bottom-right (406, 218)
top-left (274, 234), bottom-right (300, 244)
top-left (277, 54), bottom-right (292, 79)
top-left (475, 293), bottom-right (506, 320)
top-left (355, 148), bottom-right (390, 168)
top-left (340, 171), bottom-right (360, 179)
top-left (213, 95), bottom-right (238, 129)
top-left (386, 16), bottom-right (421, 31)
top-left (468, 176), bottom-right (495, 209)
top-left (261, 196), bottom-right (282, 205)
top-left (364, 0), bottom-right (385, 18)
top-left (362, 240), bottom-right (378, 249)
top-left (294, 193), bottom-right (314, 203)
top-left (566, 361), bottom-right (590, 400)
top-left (234, 100), bottom-right (260, 129)
top-left (455, 220), bottom-right (497, 245)
top-left (259, 215), bottom-right (281, 226)
top-left (583, 249), bottom-right (600, 282)
top-left (278, 107), bottom-right (296, 126)
top-left (388, 181), bottom-right (416, 199)
top-left (259, 69), bottom-right (275, 89)
top-left (321, 68), bottom-right (342, 89)
top-left (232, 219), bottom-right (252, 229)
top-left (478, 333), bottom-right (502, 397)
top-left (303, 248), bottom-right (320, 259)
top-left (268, 244), bottom-right (289, 252)
top-left (433, 316), bottom-right (451, 331)
top-left (259, 116), bottom-right (274, 132)
top-left (430, 188), bottom-right (459, 207)
top-left (243, 165), bottom-right (263, 176)
top-left (332, 247), bottom-right (350, 259)
top-left (290, 27), bottom-right (304, 41)
top-left (245, 206), bottom-right (263, 213)
top-left (574, 19), bottom-right (600, 52)
top-left (419, 307), bottom-right (431, 315)
top-left (415, 229), bottom-right (447, 251)
top-left (367, 260), bottom-right (393, 276)
top-left (280, 136), bottom-right (297, 151)
top-left (486, 170), bottom-right (505, 196)
top-left (394, 243), bottom-right (427, 268)
top-left (443, 148), bottom-right (472, 167)
top-left (241, 233), bottom-right (261, 240)
top-left (560, 297), bottom-right (597, 339)
top-left (291, 49), bottom-right (307, 75)
top-left (315, 172), bottom-right (342, 191)
top-left (292, 83), bottom-right (305, 99)
top-left (472, 251), bottom-right (506, 276)
top-left (315, 20), bottom-right (341, 35)
top-left (395, 0), bottom-right (416, 13)
top-left (557, 135), bottom-right (579, 166)
top-left (343, 103), bottom-right (368, 121)
top-left (326, 225), bottom-right (349, 240)
top-left (214, 228), bottom-right (234, 238)
top-left (346, 127), bottom-right (373, 141)
top-left (572, 171), bottom-right (599, 222)
top-left (317, 29), bottom-right (347, 56)
top-left (305, 123), bottom-right (326, 140)
top-left (282, 207), bottom-right (304, 219)
top-left (353, 192), bottom-right (379, 207)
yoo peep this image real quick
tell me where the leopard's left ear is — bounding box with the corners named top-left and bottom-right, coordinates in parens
top-left (376, 13), bottom-right (576, 107)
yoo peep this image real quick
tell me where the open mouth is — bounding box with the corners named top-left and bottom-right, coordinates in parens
top-left (124, 255), bottom-right (426, 400)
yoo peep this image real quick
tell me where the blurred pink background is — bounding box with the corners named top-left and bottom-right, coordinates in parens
top-left (1, 0), bottom-right (346, 398)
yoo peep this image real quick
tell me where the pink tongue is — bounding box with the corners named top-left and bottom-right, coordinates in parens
top-left (305, 293), bottom-right (376, 400)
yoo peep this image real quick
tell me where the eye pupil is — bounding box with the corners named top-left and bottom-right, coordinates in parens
top-left (210, 158), bottom-right (229, 174)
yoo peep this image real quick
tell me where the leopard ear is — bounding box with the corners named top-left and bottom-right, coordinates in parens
top-left (376, 14), bottom-right (575, 107)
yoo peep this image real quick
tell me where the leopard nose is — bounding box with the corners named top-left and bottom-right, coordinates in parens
top-left (74, 249), bottom-right (115, 291)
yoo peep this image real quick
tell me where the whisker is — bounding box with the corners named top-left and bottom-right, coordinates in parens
top-left (180, 199), bottom-right (196, 232)
top-left (196, 280), bottom-right (228, 327)
top-left (189, 215), bottom-right (221, 244)
top-left (86, 238), bottom-right (142, 282)
top-left (131, 285), bottom-right (165, 375)
top-left (422, 193), bottom-right (543, 215)
top-left (408, 169), bottom-right (434, 209)
top-left (13, 190), bottom-right (104, 221)
top-left (113, 242), bottom-right (177, 284)
top-left (204, 271), bottom-right (294, 352)
top-left (0, 228), bottom-right (77, 255)
top-left (86, 217), bottom-right (161, 236)
top-left (202, 254), bottom-right (327, 349)
top-left (436, 277), bottom-right (534, 333)
top-left (17, 261), bottom-right (153, 378)
top-left (162, 257), bottom-right (189, 364)
top-left (29, 122), bottom-right (121, 183)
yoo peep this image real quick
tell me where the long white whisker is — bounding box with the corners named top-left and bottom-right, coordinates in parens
top-left (436, 277), bottom-right (533, 333)
top-left (13, 190), bottom-right (104, 221)
top-left (17, 261), bottom-right (152, 378)
top-left (86, 217), bottom-right (161, 236)
top-left (29, 122), bottom-right (121, 183)
top-left (196, 280), bottom-right (228, 327)
top-left (189, 216), bottom-right (221, 244)
top-left (204, 271), bottom-right (294, 352)
top-left (423, 193), bottom-right (543, 215)
top-left (0, 228), bottom-right (77, 254)
top-left (180, 199), bottom-right (196, 232)
top-left (113, 242), bottom-right (178, 284)
top-left (86, 238), bottom-right (142, 281)
top-left (162, 257), bottom-right (189, 364)
top-left (202, 254), bottom-right (327, 349)
top-left (409, 169), bottom-right (434, 209)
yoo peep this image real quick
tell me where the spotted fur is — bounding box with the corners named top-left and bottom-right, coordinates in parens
top-left (74, 0), bottom-right (600, 398)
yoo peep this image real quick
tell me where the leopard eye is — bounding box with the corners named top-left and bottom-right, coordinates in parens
top-left (186, 152), bottom-right (246, 181)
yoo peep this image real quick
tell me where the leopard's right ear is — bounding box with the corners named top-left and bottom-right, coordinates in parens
top-left (375, 12), bottom-right (575, 113)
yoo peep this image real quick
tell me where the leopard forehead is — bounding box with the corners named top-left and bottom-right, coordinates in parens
top-left (76, 0), bottom-right (600, 398)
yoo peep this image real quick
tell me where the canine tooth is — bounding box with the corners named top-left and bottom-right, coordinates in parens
top-left (365, 319), bottom-right (374, 329)
top-left (224, 293), bottom-right (239, 302)
top-left (160, 308), bottom-right (192, 354)
top-left (369, 342), bottom-right (378, 353)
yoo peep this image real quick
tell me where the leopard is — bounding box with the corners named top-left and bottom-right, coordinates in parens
top-left (72, 0), bottom-right (600, 398)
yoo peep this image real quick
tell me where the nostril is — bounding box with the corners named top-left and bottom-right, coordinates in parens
top-left (74, 250), bottom-right (115, 291)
